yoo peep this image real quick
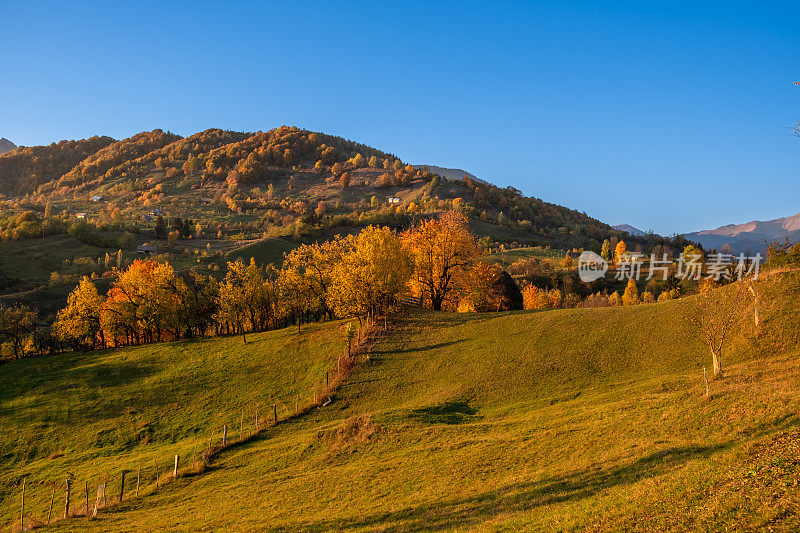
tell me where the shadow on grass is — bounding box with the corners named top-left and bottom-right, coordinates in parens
top-left (371, 339), bottom-right (465, 357)
top-left (272, 441), bottom-right (734, 532)
top-left (82, 359), bottom-right (158, 389)
top-left (409, 400), bottom-right (479, 425)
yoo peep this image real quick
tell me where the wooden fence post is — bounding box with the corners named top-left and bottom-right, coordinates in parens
top-left (154, 459), bottom-right (159, 489)
top-left (84, 481), bottom-right (89, 520)
top-left (92, 483), bottom-right (103, 518)
top-left (222, 424), bottom-right (228, 445)
top-left (136, 465), bottom-right (141, 497)
top-left (326, 370), bottom-right (329, 388)
top-left (274, 403), bottom-right (278, 423)
top-left (103, 478), bottom-right (107, 508)
top-left (64, 477), bottom-right (71, 518)
top-left (19, 478), bottom-right (25, 531)
top-left (173, 455), bottom-right (180, 478)
top-left (119, 470), bottom-right (126, 503)
top-left (47, 485), bottom-right (55, 524)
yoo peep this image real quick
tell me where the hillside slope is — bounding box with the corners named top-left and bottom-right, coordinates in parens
top-left (11, 270), bottom-right (799, 531)
top-left (0, 126), bottom-right (667, 254)
top-left (0, 320), bottom-right (350, 529)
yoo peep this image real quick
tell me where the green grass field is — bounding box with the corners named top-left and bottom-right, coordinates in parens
top-left (486, 245), bottom-right (566, 266)
top-left (0, 320), bottom-right (349, 530)
top-left (4, 271), bottom-right (800, 531)
top-left (226, 237), bottom-right (298, 267)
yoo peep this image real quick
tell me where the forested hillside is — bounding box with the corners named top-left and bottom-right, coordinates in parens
top-left (0, 126), bottom-right (686, 256)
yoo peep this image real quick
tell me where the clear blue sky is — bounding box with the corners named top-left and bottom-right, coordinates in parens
top-left (2, 1), bottom-right (798, 235)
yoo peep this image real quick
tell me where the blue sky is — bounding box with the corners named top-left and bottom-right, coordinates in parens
top-left (1, 1), bottom-right (798, 234)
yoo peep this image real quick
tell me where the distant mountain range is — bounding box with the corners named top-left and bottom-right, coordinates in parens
top-left (684, 213), bottom-right (800, 254)
top-left (0, 138), bottom-right (16, 155)
top-left (613, 223), bottom-right (646, 236)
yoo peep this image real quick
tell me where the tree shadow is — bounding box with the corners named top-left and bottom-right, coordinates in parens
top-left (270, 441), bottom-right (734, 532)
top-left (81, 359), bottom-right (158, 389)
top-left (371, 340), bottom-right (465, 357)
top-left (409, 400), bottom-right (479, 425)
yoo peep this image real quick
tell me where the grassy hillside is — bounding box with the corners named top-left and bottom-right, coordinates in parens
top-left (0, 320), bottom-right (350, 529)
top-left (5, 271), bottom-right (798, 530)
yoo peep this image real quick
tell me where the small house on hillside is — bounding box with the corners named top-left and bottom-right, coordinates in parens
top-left (90, 195), bottom-right (103, 202)
top-left (387, 197), bottom-right (401, 205)
top-left (75, 212), bottom-right (87, 219)
top-left (137, 244), bottom-right (158, 255)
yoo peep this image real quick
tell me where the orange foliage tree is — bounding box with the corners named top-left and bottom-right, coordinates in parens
top-left (402, 210), bottom-right (481, 310)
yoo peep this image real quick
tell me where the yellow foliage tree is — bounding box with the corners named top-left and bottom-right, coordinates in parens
top-left (55, 276), bottom-right (105, 350)
top-left (402, 211), bottom-right (481, 310)
top-left (328, 226), bottom-right (411, 321)
top-left (614, 240), bottom-right (627, 265)
top-left (622, 278), bottom-right (639, 305)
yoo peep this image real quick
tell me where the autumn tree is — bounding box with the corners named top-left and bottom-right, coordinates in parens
top-left (101, 260), bottom-right (181, 345)
top-left (279, 238), bottom-right (346, 327)
top-left (328, 226), bottom-right (411, 321)
top-left (340, 172), bottom-right (351, 189)
top-left (622, 278), bottom-right (639, 305)
top-left (55, 276), bottom-right (105, 350)
top-left (175, 269), bottom-right (218, 338)
top-left (614, 240), bottom-right (627, 265)
top-left (601, 239), bottom-right (611, 261)
top-left (459, 262), bottom-right (501, 312)
top-left (687, 283), bottom-right (750, 378)
top-left (403, 210), bottom-right (482, 310)
top-left (215, 258), bottom-right (278, 342)
top-left (0, 303), bottom-right (37, 358)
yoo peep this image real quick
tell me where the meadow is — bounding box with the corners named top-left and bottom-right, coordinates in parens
top-left (4, 270), bottom-right (799, 531)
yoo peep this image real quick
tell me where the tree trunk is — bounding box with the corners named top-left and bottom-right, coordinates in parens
top-left (711, 349), bottom-right (723, 377)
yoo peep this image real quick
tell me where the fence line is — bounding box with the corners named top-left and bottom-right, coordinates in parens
top-left (9, 314), bottom-right (390, 533)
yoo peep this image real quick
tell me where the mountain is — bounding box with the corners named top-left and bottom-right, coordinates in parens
top-left (613, 223), bottom-right (646, 236)
top-left (413, 164), bottom-right (488, 185)
top-left (684, 212), bottom-right (800, 254)
top-left (0, 126), bottom-right (691, 253)
top-left (0, 138), bottom-right (16, 155)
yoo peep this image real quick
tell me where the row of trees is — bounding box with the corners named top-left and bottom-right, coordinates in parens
top-left (53, 211), bottom-right (482, 350)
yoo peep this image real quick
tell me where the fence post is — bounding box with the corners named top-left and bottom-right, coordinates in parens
top-left (173, 455), bottom-right (180, 478)
top-left (64, 477), bottom-right (72, 518)
top-left (103, 478), bottom-right (107, 507)
top-left (119, 470), bottom-right (126, 503)
top-left (19, 478), bottom-right (25, 531)
top-left (136, 465), bottom-right (141, 497)
top-left (154, 459), bottom-right (159, 489)
top-left (222, 424), bottom-right (228, 445)
top-left (326, 371), bottom-right (329, 388)
top-left (274, 403), bottom-right (278, 423)
top-left (84, 481), bottom-right (89, 520)
top-left (93, 482), bottom-right (103, 518)
top-left (47, 485), bottom-right (55, 524)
